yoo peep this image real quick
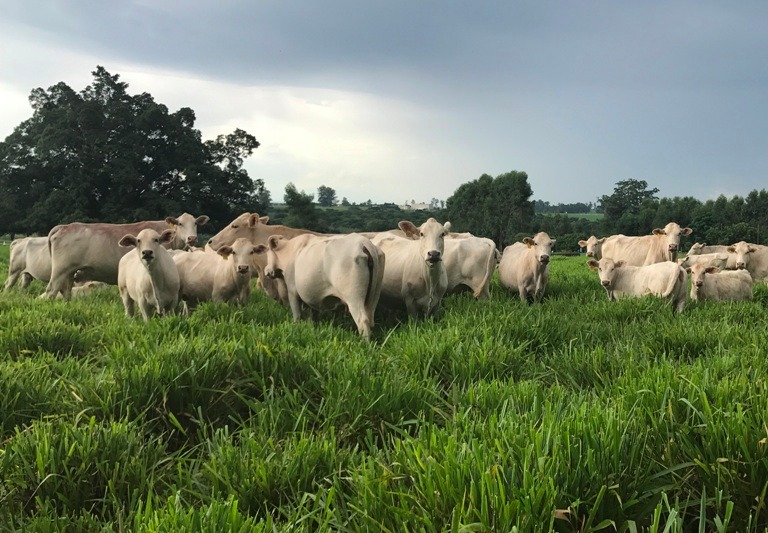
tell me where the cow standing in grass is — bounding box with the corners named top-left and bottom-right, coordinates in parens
top-left (499, 232), bottom-right (555, 304)
top-left (117, 229), bottom-right (181, 321)
top-left (687, 264), bottom-right (752, 302)
top-left (587, 257), bottom-right (687, 313)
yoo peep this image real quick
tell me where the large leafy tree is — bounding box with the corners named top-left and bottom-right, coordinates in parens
top-left (445, 170), bottom-right (534, 247)
top-left (284, 183), bottom-right (321, 230)
top-left (317, 185), bottom-right (338, 207)
top-left (598, 179), bottom-right (659, 234)
top-left (0, 66), bottom-right (266, 234)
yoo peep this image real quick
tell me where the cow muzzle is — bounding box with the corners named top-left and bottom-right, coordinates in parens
top-left (601, 280), bottom-right (611, 287)
top-left (695, 280), bottom-right (704, 287)
top-left (237, 265), bottom-right (250, 275)
top-left (426, 250), bottom-right (442, 264)
top-left (586, 251), bottom-right (595, 258)
top-left (736, 262), bottom-right (746, 270)
top-left (539, 255), bottom-right (550, 264)
top-left (187, 236), bottom-right (198, 246)
top-left (141, 250), bottom-right (154, 262)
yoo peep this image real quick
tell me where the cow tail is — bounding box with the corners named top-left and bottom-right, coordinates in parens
top-left (362, 242), bottom-right (384, 311)
top-left (661, 265), bottom-right (684, 298)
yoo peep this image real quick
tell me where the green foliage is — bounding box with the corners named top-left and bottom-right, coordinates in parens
top-left (283, 183), bottom-right (321, 231)
top-left (599, 179), bottom-right (660, 233)
top-left (316, 185), bottom-right (338, 207)
top-left (2, 253), bottom-right (768, 530)
top-left (445, 170), bottom-right (535, 247)
top-left (0, 67), bottom-right (265, 233)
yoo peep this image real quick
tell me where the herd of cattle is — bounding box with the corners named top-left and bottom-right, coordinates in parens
top-left (3, 215), bottom-right (765, 338)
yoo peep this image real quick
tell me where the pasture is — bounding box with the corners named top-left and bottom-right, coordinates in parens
top-left (1, 247), bottom-right (767, 531)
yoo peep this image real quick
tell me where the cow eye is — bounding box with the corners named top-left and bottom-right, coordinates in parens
top-left (231, 224), bottom-right (239, 229)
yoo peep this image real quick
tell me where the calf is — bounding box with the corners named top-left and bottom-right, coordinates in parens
top-left (371, 218), bottom-right (451, 318)
top-left (117, 229), bottom-right (180, 321)
top-left (687, 264), bottom-right (752, 302)
top-left (587, 257), bottom-right (687, 313)
top-left (259, 233), bottom-right (384, 340)
top-left (173, 238), bottom-right (258, 314)
top-left (499, 232), bottom-right (555, 303)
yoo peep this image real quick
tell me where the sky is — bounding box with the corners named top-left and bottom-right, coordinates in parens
top-left (1, 1), bottom-right (767, 207)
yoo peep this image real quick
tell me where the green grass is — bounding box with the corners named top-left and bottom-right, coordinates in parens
top-left (1, 251), bottom-right (767, 531)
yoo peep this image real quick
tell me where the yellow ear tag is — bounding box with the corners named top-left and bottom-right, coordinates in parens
top-left (589, 266), bottom-right (595, 272)
top-left (526, 242), bottom-right (532, 249)
top-left (220, 252), bottom-right (230, 260)
top-left (168, 222), bottom-right (175, 229)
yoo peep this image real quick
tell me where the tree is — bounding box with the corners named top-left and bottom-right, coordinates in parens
top-left (0, 66), bottom-right (263, 233)
top-left (599, 179), bottom-right (659, 231)
top-left (445, 170), bottom-right (534, 247)
top-left (317, 185), bottom-right (338, 207)
top-left (284, 183), bottom-right (320, 230)
top-left (341, 197), bottom-right (350, 206)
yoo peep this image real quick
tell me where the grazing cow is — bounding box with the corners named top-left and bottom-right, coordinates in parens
top-left (678, 253), bottom-right (729, 270)
top-left (442, 236), bottom-right (499, 299)
top-left (727, 241), bottom-right (768, 282)
top-left (259, 233), bottom-right (384, 340)
top-left (371, 218), bottom-right (451, 318)
top-left (499, 232), bottom-right (555, 303)
top-left (5, 237), bottom-right (51, 290)
top-left (117, 229), bottom-right (181, 320)
top-left (587, 257), bottom-right (687, 313)
top-left (173, 238), bottom-right (258, 314)
top-left (46, 213), bottom-right (207, 300)
top-left (206, 213), bottom-right (326, 251)
top-left (591, 223), bottom-right (693, 266)
top-left (578, 235), bottom-right (607, 259)
top-left (687, 264), bottom-right (752, 302)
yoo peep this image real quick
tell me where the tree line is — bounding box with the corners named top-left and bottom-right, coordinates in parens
top-left (1, 67), bottom-right (766, 255)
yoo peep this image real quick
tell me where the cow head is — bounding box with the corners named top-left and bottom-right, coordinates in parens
top-left (687, 263), bottom-right (719, 289)
top-left (578, 236), bottom-right (605, 259)
top-left (207, 212), bottom-right (270, 251)
top-left (119, 229), bottom-right (174, 266)
top-left (217, 237), bottom-right (258, 276)
top-left (399, 218), bottom-right (451, 266)
top-left (727, 241), bottom-right (758, 270)
top-left (523, 232), bottom-right (556, 265)
top-left (686, 242), bottom-right (705, 256)
top-left (165, 213), bottom-right (209, 248)
top-left (258, 235), bottom-right (287, 279)
top-left (651, 222), bottom-right (692, 262)
top-left (587, 257), bottom-right (625, 288)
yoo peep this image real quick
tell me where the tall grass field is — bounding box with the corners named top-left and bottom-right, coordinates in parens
top-left (1, 245), bottom-right (767, 532)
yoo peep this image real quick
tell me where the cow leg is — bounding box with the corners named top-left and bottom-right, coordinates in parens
top-left (121, 290), bottom-right (136, 318)
top-left (3, 270), bottom-right (20, 290)
top-left (19, 272), bottom-right (34, 290)
top-left (46, 271), bottom-right (75, 300)
top-left (138, 299), bottom-right (155, 321)
top-left (288, 293), bottom-right (304, 321)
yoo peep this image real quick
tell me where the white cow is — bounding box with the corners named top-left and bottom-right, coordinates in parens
top-left (593, 223), bottom-right (693, 266)
top-left (687, 264), bottom-right (752, 302)
top-left (678, 253), bottom-right (729, 270)
top-left (687, 242), bottom-right (730, 255)
top-left (259, 233), bottom-right (385, 340)
top-left (578, 235), bottom-right (607, 259)
top-left (173, 238), bottom-right (258, 314)
top-left (47, 213), bottom-right (207, 300)
top-left (5, 237), bottom-right (51, 290)
top-left (498, 232), bottom-right (555, 303)
top-left (117, 229), bottom-right (181, 321)
top-left (587, 257), bottom-right (687, 313)
top-left (371, 218), bottom-right (451, 318)
top-left (727, 241), bottom-right (768, 282)
top-left (443, 236), bottom-right (499, 299)
top-left (206, 213), bottom-right (327, 251)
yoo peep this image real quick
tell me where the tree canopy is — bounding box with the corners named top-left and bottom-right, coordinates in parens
top-left (0, 66), bottom-right (268, 234)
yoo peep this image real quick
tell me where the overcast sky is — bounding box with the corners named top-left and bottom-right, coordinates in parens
top-left (2, 1), bottom-right (767, 206)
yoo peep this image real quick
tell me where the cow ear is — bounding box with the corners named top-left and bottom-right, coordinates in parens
top-left (685, 267), bottom-right (692, 273)
top-left (551, 239), bottom-right (557, 245)
top-left (248, 214), bottom-right (260, 228)
top-left (160, 229), bottom-right (175, 244)
top-left (705, 266), bottom-right (719, 274)
top-left (259, 215), bottom-right (270, 224)
top-left (578, 240), bottom-right (587, 247)
top-left (749, 246), bottom-right (758, 253)
top-left (652, 228), bottom-right (665, 236)
top-left (615, 260), bottom-right (626, 267)
top-left (268, 235), bottom-right (281, 250)
top-left (254, 244), bottom-right (268, 255)
top-left (218, 246), bottom-right (233, 259)
top-left (443, 221), bottom-right (452, 233)
top-left (586, 260), bottom-right (598, 269)
top-left (399, 221), bottom-right (419, 238)
top-left (196, 215), bottom-right (210, 225)
top-left (727, 246), bottom-right (735, 253)
top-left (598, 237), bottom-right (606, 244)
top-left (522, 237), bottom-right (534, 248)
top-left (119, 235), bottom-right (137, 248)
top-left (165, 216), bottom-right (178, 227)
top-left (681, 228), bottom-right (692, 236)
